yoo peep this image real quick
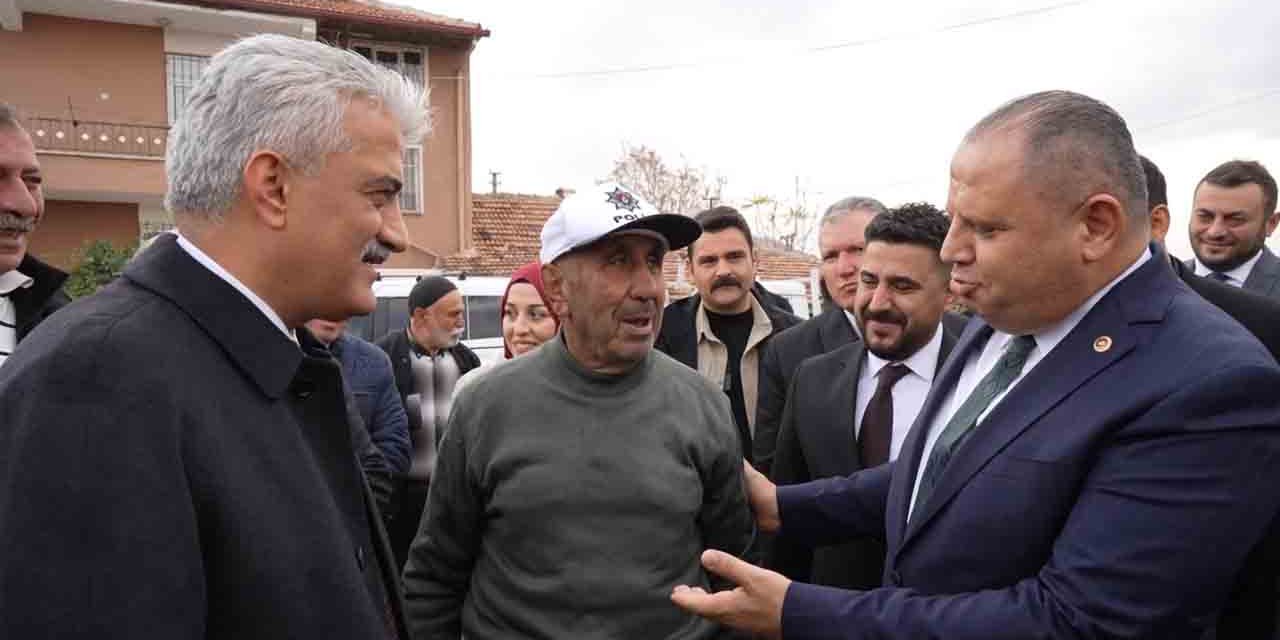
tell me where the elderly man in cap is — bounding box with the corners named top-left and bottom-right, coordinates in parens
top-left (375, 275), bottom-right (478, 566)
top-left (403, 183), bottom-right (755, 639)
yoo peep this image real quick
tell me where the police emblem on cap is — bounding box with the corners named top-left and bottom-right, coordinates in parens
top-left (604, 187), bottom-right (641, 212)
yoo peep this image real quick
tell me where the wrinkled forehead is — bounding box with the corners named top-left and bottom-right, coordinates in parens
top-left (578, 231), bottom-right (668, 260)
top-left (861, 240), bottom-right (947, 278)
top-left (819, 208), bottom-right (875, 251)
top-left (0, 125), bottom-right (39, 170)
top-left (948, 134), bottom-right (1031, 209)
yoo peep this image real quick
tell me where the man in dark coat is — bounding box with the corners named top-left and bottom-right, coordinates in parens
top-left (657, 206), bottom-right (801, 459)
top-left (0, 103), bottom-right (68, 367)
top-left (375, 275), bottom-right (480, 568)
top-left (0, 34), bottom-right (429, 639)
top-left (752, 196), bottom-right (887, 476)
top-left (767, 203), bottom-right (967, 591)
top-left (308, 317), bottom-right (411, 475)
top-left (1145, 154), bottom-right (1280, 639)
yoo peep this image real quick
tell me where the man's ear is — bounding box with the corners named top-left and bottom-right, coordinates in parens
top-left (541, 261), bottom-right (572, 318)
top-left (1266, 210), bottom-right (1280, 237)
top-left (1149, 204), bottom-right (1171, 244)
top-left (243, 150), bottom-right (290, 230)
top-left (1077, 193), bottom-right (1127, 262)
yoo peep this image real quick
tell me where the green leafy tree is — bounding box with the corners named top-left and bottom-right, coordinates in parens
top-left (65, 240), bottom-right (135, 299)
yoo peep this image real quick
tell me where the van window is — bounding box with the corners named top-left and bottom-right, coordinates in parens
top-left (347, 297), bottom-right (409, 342)
top-left (465, 296), bottom-right (501, 340)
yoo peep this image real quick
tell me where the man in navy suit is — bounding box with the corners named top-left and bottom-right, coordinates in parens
top-left (1185, 160), bottom-right (1280, 298)
top-left (671, 90), bottom-right (1280, 639)
top-left (768, 203), bottom-right (965, 590)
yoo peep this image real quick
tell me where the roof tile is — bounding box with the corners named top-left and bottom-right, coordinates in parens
top-left (446, 194), bottom-right (819, 291)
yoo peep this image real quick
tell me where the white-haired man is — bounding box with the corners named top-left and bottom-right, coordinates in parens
top-left (0, 35), bottom-right (428, 639)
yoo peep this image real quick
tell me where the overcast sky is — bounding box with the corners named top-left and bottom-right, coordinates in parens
top-left (399, 0), bottom-right (1280, 258)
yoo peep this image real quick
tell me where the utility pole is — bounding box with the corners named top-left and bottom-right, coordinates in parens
top-left (488, 170), bottom-right (501, 194)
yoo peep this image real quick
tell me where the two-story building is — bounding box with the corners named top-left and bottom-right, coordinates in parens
top-left (0, 0), bottom-right (486, 269)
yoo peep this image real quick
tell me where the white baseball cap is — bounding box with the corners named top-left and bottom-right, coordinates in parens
top-left (539, 182), bottom-right (702, 264)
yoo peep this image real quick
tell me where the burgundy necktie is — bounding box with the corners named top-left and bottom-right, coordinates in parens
top-left (859, 363), bottom-right (911, 467)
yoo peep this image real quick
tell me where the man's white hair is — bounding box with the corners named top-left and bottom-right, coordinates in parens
top-left (165, 34), bottom-right (430, 219)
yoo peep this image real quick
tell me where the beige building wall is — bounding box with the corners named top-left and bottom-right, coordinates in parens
top-left (31, 200), bottom-right (141, 270)
top-left (4, 11), bottom-right (477, 271)
top-left (389, 44), bottom-right (474, 267)
top-left (0, 13), bottom-right (166, 124)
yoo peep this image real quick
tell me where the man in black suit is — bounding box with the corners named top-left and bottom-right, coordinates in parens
top-left (1185, 159), bottom-right (1280, 298)
top-left (1145, 154), bottom-right (1280, 639)
top-left (769, 202), bottom-right (965, 589)
top-left (0, 35), bottom-right (426, 639)
top-left (753, 196), bottom-right (887, 476)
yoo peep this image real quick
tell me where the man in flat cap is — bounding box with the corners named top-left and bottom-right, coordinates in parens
top-left (376, 274), bottom-right (479, 567)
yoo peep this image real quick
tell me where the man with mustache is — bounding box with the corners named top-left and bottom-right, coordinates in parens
top-left (0, 104), bottom-right (68, 368)
top-left (0, 35), bottom-right (426, 638)
top-left (657, 206), bottom-right (800, 461)
top-left (375, 274), bottom-right (479, 568)
top-left (1185, 160), bottom-right (1280, 298)
top-left (752, 197), bottom-right (887, 477)
top-left (403, 183), bottom-right (754, 639)
top-left (767, 202), bottom-right (964, 591)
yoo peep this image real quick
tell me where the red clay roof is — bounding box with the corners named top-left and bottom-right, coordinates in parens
top-left (445, 193), bottom-right (819, 286)
top-left (180, 0), bottom-right (489, 38)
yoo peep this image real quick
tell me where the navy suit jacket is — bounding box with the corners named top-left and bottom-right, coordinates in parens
top-left (331, 333), bottom-right (411, 475)
top-left (775, 249), bottom-right (1280, 639)
top-left (1184, 246), bottom-right (1280, 299)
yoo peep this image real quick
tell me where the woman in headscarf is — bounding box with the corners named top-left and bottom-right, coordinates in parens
top-left (454, 262), bottom-right (559, 396)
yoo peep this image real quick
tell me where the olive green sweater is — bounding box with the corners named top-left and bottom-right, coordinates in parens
top-left (403, 335), bottom-right (754, 639)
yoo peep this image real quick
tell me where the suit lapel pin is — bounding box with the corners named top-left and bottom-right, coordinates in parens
top-left (1093, 336), bottom-right (1112, 353)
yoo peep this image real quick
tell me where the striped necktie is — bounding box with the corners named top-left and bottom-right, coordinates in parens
top-left (913, 335), bottom-right (1036, 518)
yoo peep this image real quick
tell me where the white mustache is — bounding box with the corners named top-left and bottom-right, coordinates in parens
top-left (0, 213), bottom-right (36, 233)
top-left (361, 240), bottom-right (392, 264)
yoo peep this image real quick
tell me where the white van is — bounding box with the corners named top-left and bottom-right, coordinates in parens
top-left (348, 272), bottom-right (816, 364)
top-left (757, 279), bottom-right (813, 319)
top-left (347, 271), bottom-right (509, 364)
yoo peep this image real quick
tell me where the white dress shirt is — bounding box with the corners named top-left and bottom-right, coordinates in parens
top-left (844, 309), bottom-right (863, 339)
top-left (908, 248), bottom-right (1152, 519)
top-left (1193, 250), bottom-right (1262, 288)
top-left (175, 234), bottom-right (297, 343)
top-left (853, 326), bottom-right (943, 461)
top-left (0, 269), bottom-right (34, 367)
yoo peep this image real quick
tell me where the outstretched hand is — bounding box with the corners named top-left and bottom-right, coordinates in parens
top-left (744, 459), bottom-right (780, 533)
top-left (670, 549), bottom-right (790, 639)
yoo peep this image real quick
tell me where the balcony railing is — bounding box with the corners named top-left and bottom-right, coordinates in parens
top-left (22, 116), bottom-right (168, 159)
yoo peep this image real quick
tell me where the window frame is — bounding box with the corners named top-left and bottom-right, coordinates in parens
top-left (349, 40), bottom-right (429, 215)
top-left (165, 53), bottom-right (211, 125)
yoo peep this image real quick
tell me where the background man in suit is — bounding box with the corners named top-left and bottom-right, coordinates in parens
top-left (753, 196), bottom-right (887, 476)
top-left (306, 318), bottom-right (411, 474)
top-left (375, 275), bottom-right (480, 568)
top-left (769, 202), bottom-right (963, 590)
top-left (1144, 154), bottom-right (1280, 639)
top-left (1146, 155), bottom-right (1280, 361)
top-left (658, 206), bottom-right (800, 458)
top-left (672, 90), bottom-right (1280, 639)
top-left (0, 103), bottom-right (67, 368)
top-left (1186, 159), bottom-right (1280, 297)
top-left (0, 35), bottom-right (428, 638)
